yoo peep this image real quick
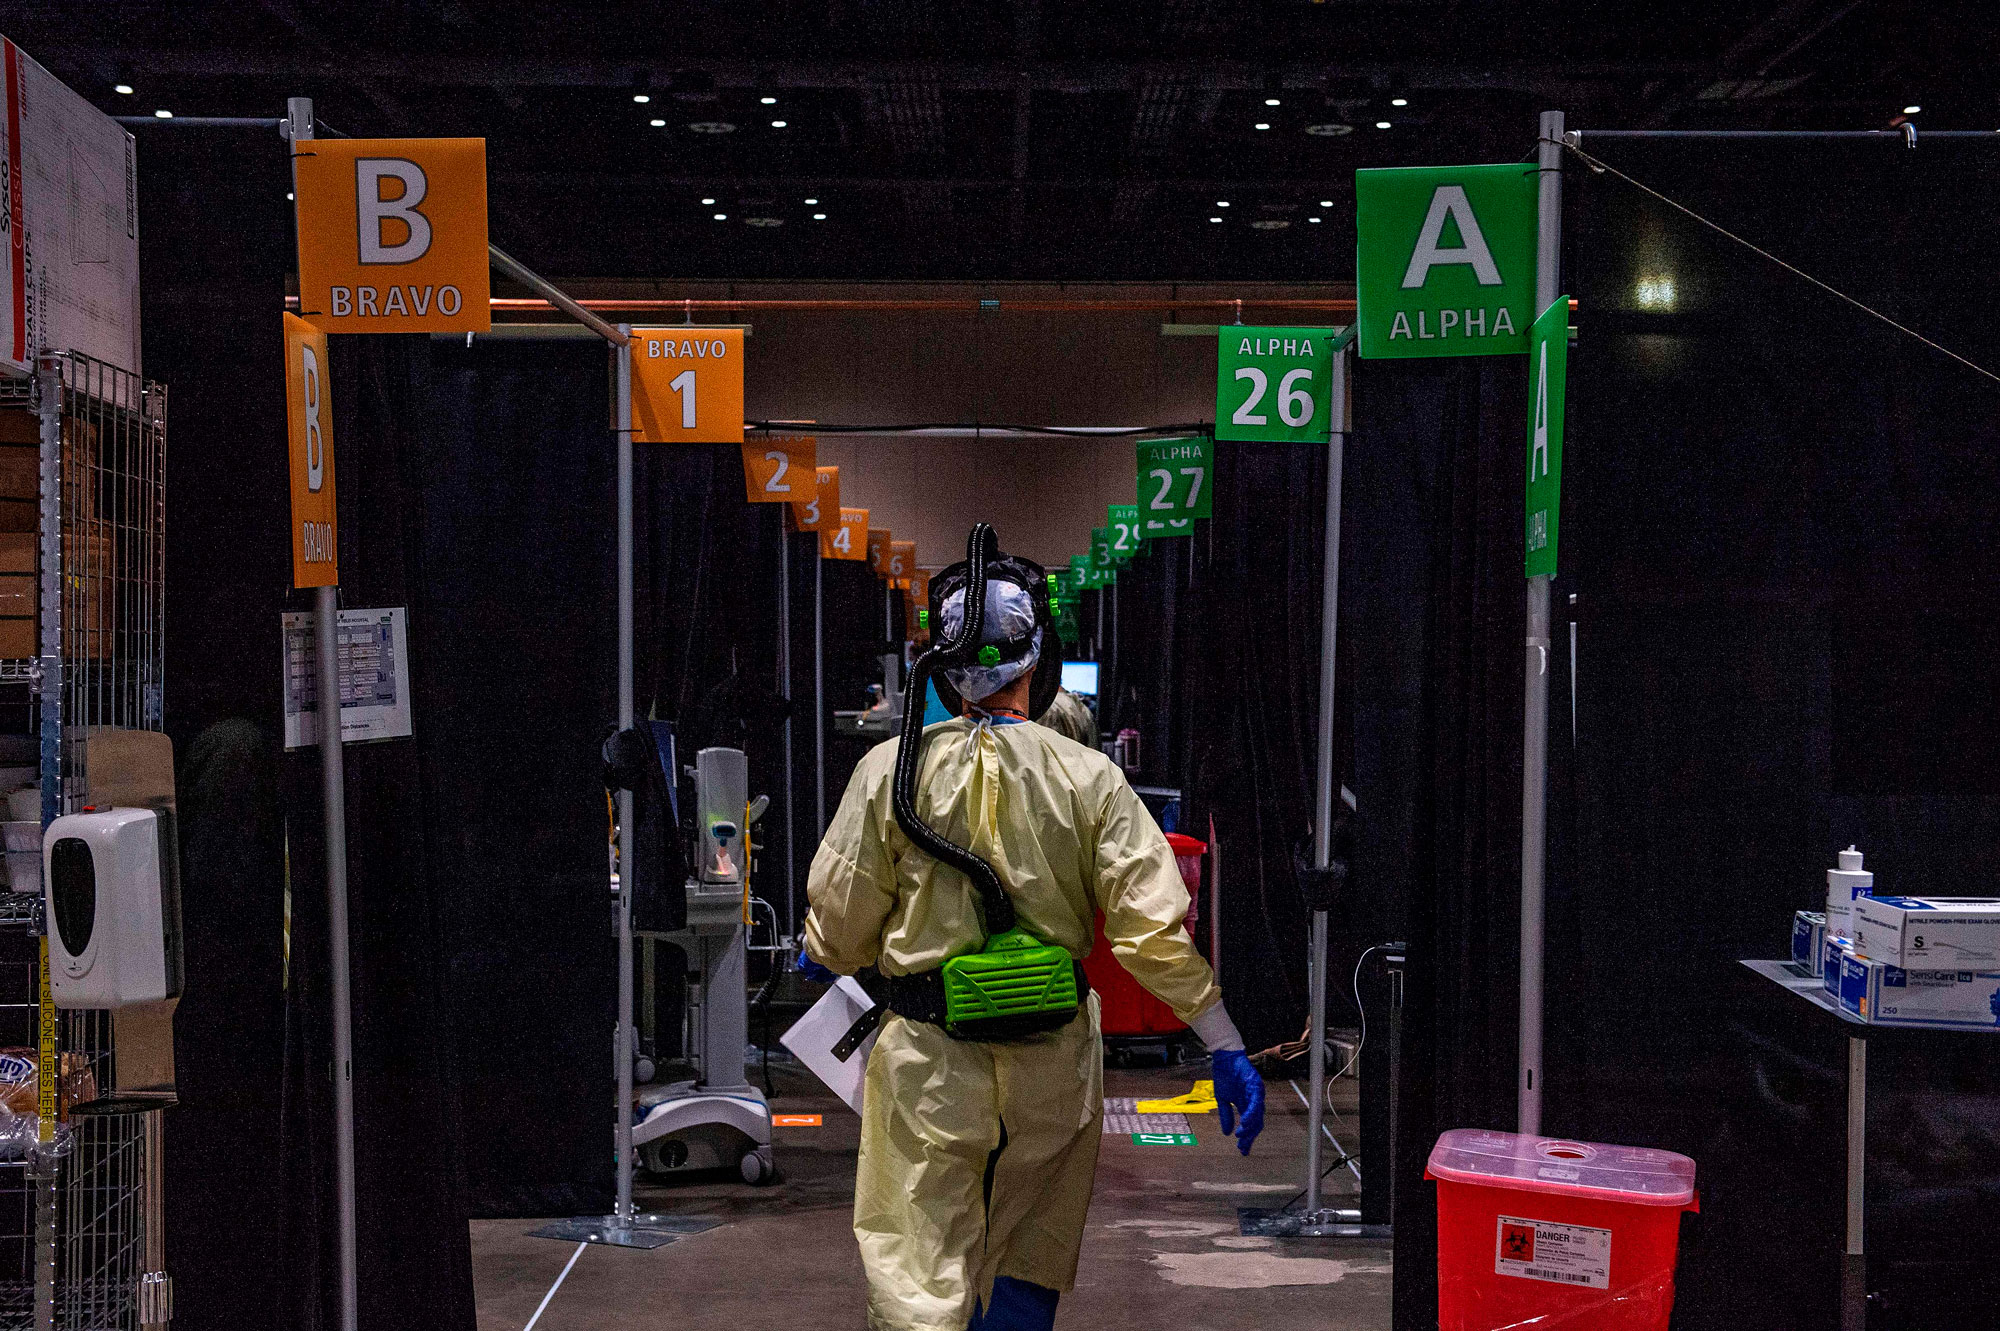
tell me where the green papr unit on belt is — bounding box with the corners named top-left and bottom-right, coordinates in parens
top-left (894, 524), bottom-right (1082, 1041)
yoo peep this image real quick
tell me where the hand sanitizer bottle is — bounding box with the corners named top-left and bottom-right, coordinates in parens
top-left (1825, 846), bottom-right (1872, 938)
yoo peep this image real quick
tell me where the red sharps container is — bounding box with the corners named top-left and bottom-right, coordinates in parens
top-left (1426, 1129), bottom-right (1698, 1331)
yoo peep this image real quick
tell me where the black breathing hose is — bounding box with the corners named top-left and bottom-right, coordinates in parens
top-left (891, 524), bottom-right (1018, 937)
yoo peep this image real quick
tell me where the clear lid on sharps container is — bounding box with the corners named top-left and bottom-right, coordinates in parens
top-left (1425, 1129), bottom-right (1697, 1207)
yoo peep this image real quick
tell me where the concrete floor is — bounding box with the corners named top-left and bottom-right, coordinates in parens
top-left (472, 1059), bottom-right (1390, 1330)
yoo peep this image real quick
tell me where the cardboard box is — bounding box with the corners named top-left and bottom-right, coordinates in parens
top-left (1851, 896), bottom-right (2000, 969)
top-left (1824, 935), bottom-right (1852, 997)
top-left (1836, 951), bottom-right (2000, 1028)
top-left (1793, 911), bottom-right (1828, 975)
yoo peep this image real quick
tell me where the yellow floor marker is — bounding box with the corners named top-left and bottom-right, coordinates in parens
top-left (1135, 1079), bottom-right (1216, 1115)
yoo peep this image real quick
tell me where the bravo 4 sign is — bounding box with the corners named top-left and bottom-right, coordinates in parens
top-left (1355, 163), bottom-right (1536, 359)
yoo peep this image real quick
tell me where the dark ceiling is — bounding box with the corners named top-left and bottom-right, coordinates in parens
top-left (11, 1), bottom-right (1993, 282)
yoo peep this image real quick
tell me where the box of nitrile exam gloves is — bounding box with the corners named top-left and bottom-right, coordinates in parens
top-left (1851, 897), bottom-right (2000, 969)
top-left (1835, 951), bottom-right (2000, 1028)
top-left (1792, 911), bottom-right (1827, 975)
top-left (1823, 935), bottom-right (1852, 997)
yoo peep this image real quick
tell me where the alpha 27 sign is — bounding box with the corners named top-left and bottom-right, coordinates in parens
top-left (1354, 163), bottom-right (1536, 359)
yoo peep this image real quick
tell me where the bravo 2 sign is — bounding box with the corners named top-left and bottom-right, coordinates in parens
top-left (293, 138), bottom-right (491, 333)
top-left (1354, 163), bottom-right (1536, 359)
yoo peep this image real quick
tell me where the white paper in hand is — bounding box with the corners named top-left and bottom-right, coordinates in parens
top-left (780, 975), bottom-right (879, 1115)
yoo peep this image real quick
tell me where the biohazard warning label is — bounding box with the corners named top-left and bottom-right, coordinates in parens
top-left (1495, 1215), bottom-right (1610, 1289)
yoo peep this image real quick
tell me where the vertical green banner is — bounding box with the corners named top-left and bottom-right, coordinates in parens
top-left (1524, 297), bottom-right (1568, 579)
top-left (1107, 504), bottom-right (1142, 561)
top-left (1136, 436), bottom-right (1212, 538)
top-left (1215, 327), bottom-right (1336, 442)
top-left (1354, 162), bottom-right (1537, 360)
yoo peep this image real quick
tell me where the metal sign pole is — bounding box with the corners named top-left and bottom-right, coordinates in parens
top-left (780, 526), bottom-right (795, 939)
top-left (1520, 109), bottom-right (1564, 1137)
top-left (815, 553), bottom-right (826, 834)
top-left (287, 96), bottom-right (359, 1331)
top-left (613, 328), bottom-right (637, 1231)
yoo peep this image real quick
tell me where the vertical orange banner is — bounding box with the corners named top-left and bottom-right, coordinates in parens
top-left (283, 313), bottom-right (338, 588)
top-left (867, 529), bottom-right (893, 576)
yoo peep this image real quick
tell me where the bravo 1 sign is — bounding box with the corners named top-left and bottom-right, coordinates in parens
top-left (1354, 163), bottom-right (1536, 359)
top-left (282, 314), bottom-right (337, 587)
top-left (293, 138), bottom-right (490, 333)
top-left (630, 328), bottom-right (745, 444)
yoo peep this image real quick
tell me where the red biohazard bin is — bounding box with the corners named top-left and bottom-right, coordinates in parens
top-left (1083, 833), bottom-right (1205, 1037)
top-left (1426, 1129), bottom-right (1698, 1331)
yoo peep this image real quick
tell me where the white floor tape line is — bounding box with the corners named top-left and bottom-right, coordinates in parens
top-left (523, 1241), bottom-right (589, 1331)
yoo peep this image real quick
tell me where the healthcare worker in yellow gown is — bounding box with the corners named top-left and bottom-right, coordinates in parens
top-left (803, 553), bottom-right (1264, 1331)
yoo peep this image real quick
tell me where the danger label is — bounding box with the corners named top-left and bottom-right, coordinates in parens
top-left (1495, 1215), bottom-right (1610, 1290)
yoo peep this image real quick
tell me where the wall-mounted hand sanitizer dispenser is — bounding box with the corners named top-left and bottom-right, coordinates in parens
top-left (44, 807), bottom-right (183, 1009)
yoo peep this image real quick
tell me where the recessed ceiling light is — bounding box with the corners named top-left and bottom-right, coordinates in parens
top-left (286, 192), bottom-right (295, 201)
top-left (1375, 120), bottom-right (1392, 129)
top-left (1264, 98), bottom-right (1281, 106)
top-left (1304, 122), bottom-right (1352, 137)
top-left (812, 213), bottom-right (827, 220)
top-left (761, 96), bottom-right (777, 105)
top-left (771, 119), bottom-right (787, 128)
top-left (113, 84), bottom-right (133, 96)
top-left (1251, 219), bottom-right (1290, 231)
top-left (1209, 216), bottom-right (1223, 223)
top-left (1217, 200), bottom-right (1230, 207)
top-left (153, 109), bottom-right (172, 119)
top-left (1309, 216), bottom-right (1322, 223)
top-left (649, 118), bottom-right (665, 127)
top-left (689, 121), bottom-right (737, 134)
top-left (804, 197), bottom-right (818, 204)
top-left (1903, 104), bottom-right (1921, 114)
top-left (1391, 97), bottom-right (1408, 107)
top-left (633, 94), bottom-right (651, 104)
top-left (1319, 200), bottom-right (1334, 207)
top-left (702, 197), bottom-right (716, 204)
top-left (713, 213), bottom-right (727, 221)
top-left (1254, 122), bottom-right (1271, 130)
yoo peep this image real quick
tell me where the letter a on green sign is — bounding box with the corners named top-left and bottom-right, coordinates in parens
top-left (1524, 297), bottom-right (1568, 579)
top-left (1355, 163), bottom-right (1537, 360)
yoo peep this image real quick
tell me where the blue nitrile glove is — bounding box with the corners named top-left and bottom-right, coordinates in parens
top-left (794, 952), bottom-right (837, 986)
top-left (1211, 1049), bottom-right (1266, 1155)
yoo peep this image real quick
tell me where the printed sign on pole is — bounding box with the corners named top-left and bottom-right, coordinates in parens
top-left (283, 314), bottom-right (338, 588)
top-left (888, 541), bottom-right (916, 585)
top-left (1091, 527), bottom-right (1115, 572)
top-left (1525, 298), bottom-right (1569, 579)
top-left (824, 507), bottom-right (869, 561)
top-left (293, 137), bottom-right (491, 333)
top-left (794, 465), bottom-right (840, 533)
top-left (1107, 505), bottom-right (1142, 562)
top-left (1136, 436), bottom-right (1211, 538)
top-left (867, 529), bottom-right (893, 576)
top-left (1354, 163), bottom-right (1536, 359)
top-left (630, 328), bottom-right (745, 444)
top-left (1216, 328), bottom-right (1335, 442)
top-left (743, 435), bottom-right (816, 504)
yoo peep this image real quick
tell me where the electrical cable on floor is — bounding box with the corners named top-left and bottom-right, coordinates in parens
top-left (522, 1241), bottom-right (588, 1331)
top-left (1554, 136), bottom-right (2000, 387)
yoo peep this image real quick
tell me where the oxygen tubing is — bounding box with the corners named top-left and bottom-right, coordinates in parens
top-left (891, 524), bottom-right (1018, 937)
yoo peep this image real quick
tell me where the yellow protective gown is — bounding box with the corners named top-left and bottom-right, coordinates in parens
top-left (806, 714), bottom-right (1219, 1331)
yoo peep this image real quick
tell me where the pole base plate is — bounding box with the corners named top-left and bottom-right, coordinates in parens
top-left (1238, 1207), bottom-right (1392, 1242)
top-left (527, 1214), bottom-right (724, 1249)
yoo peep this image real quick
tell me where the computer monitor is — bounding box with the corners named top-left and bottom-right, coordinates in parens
top-left (1061, 660), bottom-right (1099, 697)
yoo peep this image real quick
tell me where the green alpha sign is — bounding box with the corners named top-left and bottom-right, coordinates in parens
top-left (1070, 553), bottom-right (1108, 591)
top-left (1215, 327), bottom-right (1336, 442)
top-left (1136, 436), bottom-right (1211, 538)
top-left (1107, 505), bottom-right (1142, 561)
top-left (1090, 528), bottom-right (1119, 586)
top-left (1524, 297), bottom-right (1568, 579)
top-left (1355, 162), bottom-right (1537, 360)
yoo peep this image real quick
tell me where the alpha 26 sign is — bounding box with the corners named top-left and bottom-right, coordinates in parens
top-left (1354, 163), bottom-right (1536, 359)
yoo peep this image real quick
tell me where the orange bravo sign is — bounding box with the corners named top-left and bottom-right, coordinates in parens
top-left (794, 465), bottom-right (839, 533)
top-left (630, 328), bottom-right (745, 444)
top-left (742, 435), bottom-right (816, 504)
top-left (824, 507), bottom-right (869, 561)
top-left (282, 314), bottom-right (337, 587)
top-left (293, 138), bottom-right (490, 333)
